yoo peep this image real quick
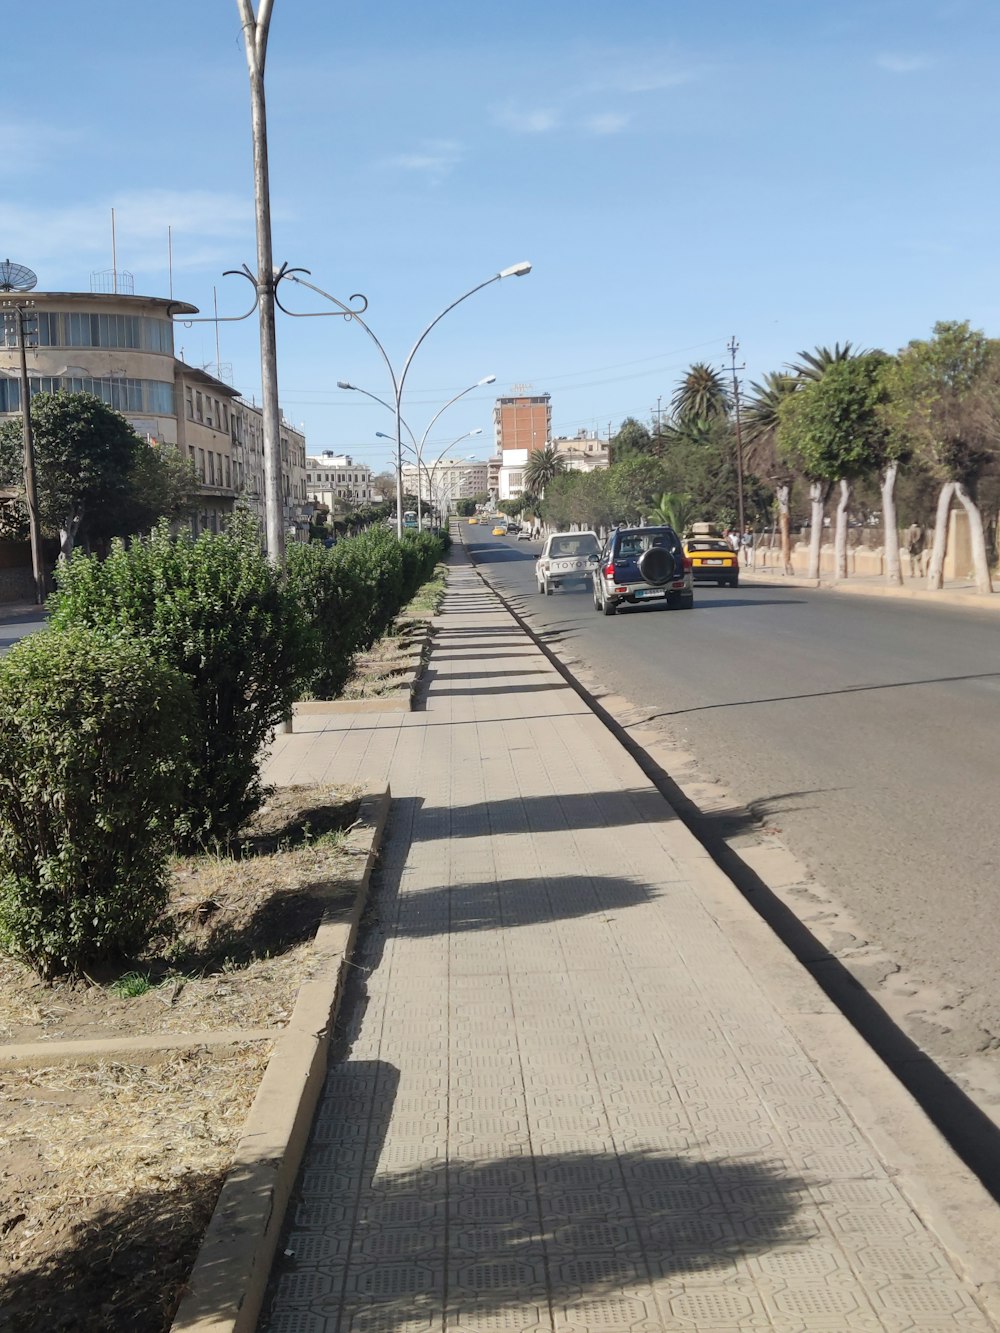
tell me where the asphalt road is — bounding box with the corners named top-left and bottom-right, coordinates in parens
top-left (0, 609), bottom-right (46, 655)
top-left (464, 526), bottom-right (1000, 1113)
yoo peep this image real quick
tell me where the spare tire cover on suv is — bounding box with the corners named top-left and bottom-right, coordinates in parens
top-left (637, 545), bottom-right (675, 585)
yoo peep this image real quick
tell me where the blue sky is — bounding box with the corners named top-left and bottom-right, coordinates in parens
top-left (5, 0), bottom-right (999, 473)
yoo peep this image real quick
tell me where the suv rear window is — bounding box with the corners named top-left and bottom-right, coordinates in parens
top-left (616, 531), bottom-right (678, 558)
top-left (549, 535), bottom-right (599, 558)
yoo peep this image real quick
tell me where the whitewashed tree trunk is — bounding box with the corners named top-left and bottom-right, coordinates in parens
top-left (926, 480), bottom-right (956, 589)
top-left (776, 482), bottom-right (792, 574)
top-left (880, 459), bottom-right (902, 585)
top-left (954, 482), bottom-right (994, 593)
top-left (59, 514), bottom-right (83, 559)
top-left (807, 481), bottom-right (826, 579)
top-left (834, 478), bottom-right (851, 580)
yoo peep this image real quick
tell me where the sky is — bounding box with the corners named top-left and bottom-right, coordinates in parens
top-left (5, 0), bottom-right (1000, 475)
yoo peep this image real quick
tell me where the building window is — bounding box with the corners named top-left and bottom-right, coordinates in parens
top-left (195, 392), bottom-right (203, 422)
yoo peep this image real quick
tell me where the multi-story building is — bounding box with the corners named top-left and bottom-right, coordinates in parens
top-left (402, 457), bottom-right (488, 510)
top-left (552, 430), bottom-right (610, 472)
top-left (494, 391), bottom-right (552, 501)
top-left (487, 453), bottom-right (502, 500)
top-left (305, 454), bottom-right (374, 509)
top-left (0, 286), bottom-right (308, 546)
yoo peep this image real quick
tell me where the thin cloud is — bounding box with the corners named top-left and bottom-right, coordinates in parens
top-left (491, 105), bottom-right (561, 134)
top-left (0, 189), bottom-right (258, 286)
top-left (876, 53), bottom-right (933, 73)
top-left (384, 139), bottom-right (463, 181)
top-left (585, 112), bottom-right (631, 135)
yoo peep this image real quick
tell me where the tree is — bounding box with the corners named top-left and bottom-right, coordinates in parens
top-left (0, 392), bottom-right (148, 557)
top-left (743, 371), bottom-right (800, 573)
top-left (671, 362), bottom-right (730, 422)
top-left (89, 443), bottom-right (199, 547)
top-left (776, 344), bottom-right (865, 579)
top-left (523, 445), bottom-right (565, 498)
top-left (646, 491), bottom-right (693, 533)
top-left (372, 471), bottom-right (397, 502)
top-left (610, 417), bottom-right (653, 463)
top-left (884, 321), bottom-right (998, 593)
top-left (609, 456), bottom-right (668, 523)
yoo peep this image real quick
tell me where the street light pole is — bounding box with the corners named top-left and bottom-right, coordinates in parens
top-left (290, 263), bottom-right (530, 538)
top-left (237, 0), bottom-right (285, 566)
top-left (342, 375), bottom-right (495, 531)
top-left (727, 335), bottom-right (746, 538)
top-left (3, 301), bottom-right (45, 604)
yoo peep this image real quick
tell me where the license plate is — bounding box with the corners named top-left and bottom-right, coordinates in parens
top-left (635, 588), bottom-right (665, 599)
top-left (705, 558), bottom-right (724, 565)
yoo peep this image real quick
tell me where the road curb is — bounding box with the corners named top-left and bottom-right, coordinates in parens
top-left (170, 783), bottom-right (391, 1333)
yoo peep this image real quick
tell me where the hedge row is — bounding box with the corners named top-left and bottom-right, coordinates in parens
top-left (0, 519), bottom-right (447, 978)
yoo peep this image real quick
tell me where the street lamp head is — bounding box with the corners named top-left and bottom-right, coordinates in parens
top-left (478, 375), bottom-right (497, 386)
top-left (375, 431), bottom-right (393, 440)
top-left (499, 262), bottom-right (532, 279)
top-left (336, 380), bottom-right (355, 390)
top-left (469, 428), bottom-right (484, 436)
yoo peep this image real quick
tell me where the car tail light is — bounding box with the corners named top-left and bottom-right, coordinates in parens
top-left (683, 556), bottom-right (692, 570)
top-left (603, 563), bottom-right (615, 577)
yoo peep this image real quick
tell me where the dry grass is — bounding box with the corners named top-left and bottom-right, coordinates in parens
top-left (0, 782), bottom-right (366, 1332)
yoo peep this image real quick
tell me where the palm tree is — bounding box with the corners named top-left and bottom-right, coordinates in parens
top-left (786, 342), bottom-right (860, 382)
top-left (743, 371), bottom-right (800, 573)
top-left (523, 445), bottom-right (565, 498)
top-left (671, 362), bottom-right (731, 421)
top-left (646, 491), bottom-right (693, 533)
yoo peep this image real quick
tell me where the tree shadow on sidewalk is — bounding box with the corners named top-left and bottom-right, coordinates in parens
top-left (266, 1139), bottom-right (813, 1330)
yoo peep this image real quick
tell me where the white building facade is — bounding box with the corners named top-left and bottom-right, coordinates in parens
top-left (305, 455), bottom-right (374, 510)
top-left (403, 458), bottom-right (488, 510)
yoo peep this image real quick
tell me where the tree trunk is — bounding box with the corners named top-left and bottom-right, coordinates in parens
top-left (880, 460), bottom-right (902, 585)
top-left (953, 482), bottom-right (994, 594)
top-left (926, 481), bottom-right (956, 589)
top-left (776, 482), bottom-right (792, 574)
top-left (834, 478), bottom-right (851, 580)
top-left (807, 481), bottom-right (826, 580)
top-left (59, 513), bottom-right (83, 559)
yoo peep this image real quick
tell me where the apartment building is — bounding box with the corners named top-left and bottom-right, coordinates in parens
top-left (305, 454), bottom-right (374, 509)
top-left (402, 458), bottom-right (488, 509)
top-left (494, 391), bottom-right (552, 501)
top-left (0, 287), bottom-right (308, 544)
top-left (552, 429), bottom-right (610, 472)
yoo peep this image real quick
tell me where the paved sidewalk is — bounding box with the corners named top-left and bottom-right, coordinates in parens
top-left (260, 548), bottom-right (1000, 1332)
top-left (742, 561), bottom-right (1000, 611)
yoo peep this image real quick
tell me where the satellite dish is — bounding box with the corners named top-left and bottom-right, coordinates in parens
top-left (0, 260), bottom-right (37, 293)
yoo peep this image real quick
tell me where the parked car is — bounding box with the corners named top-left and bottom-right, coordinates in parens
top-left (505, 521), bottom-right (521, 534)
top-left (516, 528), bottom-right (533, 541)
top-left (683, 536), bottom-right (739, 587)
top-left (592, 525), bottom-right (693, 615)
top-left (535, 531), bottom-right (601, 595)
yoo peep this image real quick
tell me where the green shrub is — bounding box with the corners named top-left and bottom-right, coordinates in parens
top-left (0, 627), bottom-right (191, 979)
top-left (287, 528), bottom-right (448, 701)
top-left (49, 515), bottom-right (310, 848)
top-left (286, 540), bottom-right (372, 700)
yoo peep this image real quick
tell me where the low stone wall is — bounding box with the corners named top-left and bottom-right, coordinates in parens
top-left (0, 567), bottom-right (35, 602)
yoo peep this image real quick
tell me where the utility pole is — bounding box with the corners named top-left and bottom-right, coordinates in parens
top-left (3, 301), bottom-right (45, 604)
top-left (727, 336), bottom-right (746, 537)
top-left (237, 0), bottom-right (284, 567)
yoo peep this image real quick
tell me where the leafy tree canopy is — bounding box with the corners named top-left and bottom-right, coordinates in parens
top-left (610, 417), bottom-right (653, 463)
top-left (777, 353), bottom-right (892, 483)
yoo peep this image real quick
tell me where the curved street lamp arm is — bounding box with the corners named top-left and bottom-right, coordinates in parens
top-left (398, 272), bottom-right (504, 403)
top-left (171, 264), bottom-right (263, 326)
top-left (348, 385), bottom-right (418, 448)
top-left (417, 382), bottom-right (482, 459)
top-left (280, 272), bottom-right (397, 399)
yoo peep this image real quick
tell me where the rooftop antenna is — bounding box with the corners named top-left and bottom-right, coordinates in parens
top-left (111, 208), bottom-right (118, 294)
top-left (0, 259), bottom-right (37, 292)
top-left (168, 226), bottom-right (174, 300)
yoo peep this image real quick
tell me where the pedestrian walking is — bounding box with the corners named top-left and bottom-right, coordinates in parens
top-left (741, 527), bottom-right (755, 567)
top-left (905, 522), bottom-right (925, 578)
top-left (727, 529), bottom-right (740, 554)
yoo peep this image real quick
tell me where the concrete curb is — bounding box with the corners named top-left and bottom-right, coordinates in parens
top-left (743, 567), bottom-right (1000, 610)
top-left (290, 622), bottom-right (434, 726)
top-left (170, 783), bottom-right (391, 1333)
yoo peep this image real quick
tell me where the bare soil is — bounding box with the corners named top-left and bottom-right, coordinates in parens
top-left (0, 783), bottom-right (364, 1333)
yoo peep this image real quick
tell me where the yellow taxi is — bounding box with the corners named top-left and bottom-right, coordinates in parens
top-left (467, 516), bottom-right (478, 524)
top-left (492, 524), bottom-right (506, 536)
top-left (683, 535), bottom-right (739, 587)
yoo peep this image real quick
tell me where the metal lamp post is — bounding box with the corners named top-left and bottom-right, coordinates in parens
top-left (341, 375), bottom-right (494, 530)
top-left (284, 264), bottom-right (530, 537)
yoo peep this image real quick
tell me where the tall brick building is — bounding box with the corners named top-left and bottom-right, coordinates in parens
top-left (493, 391), bottom-right (551, 500)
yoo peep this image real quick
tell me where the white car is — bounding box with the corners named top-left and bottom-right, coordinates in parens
top-left (535, 531), bottom-right (601, 595)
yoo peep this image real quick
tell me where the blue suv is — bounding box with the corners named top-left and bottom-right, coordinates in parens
top-left (592, 526), bottom-right (693, 615)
